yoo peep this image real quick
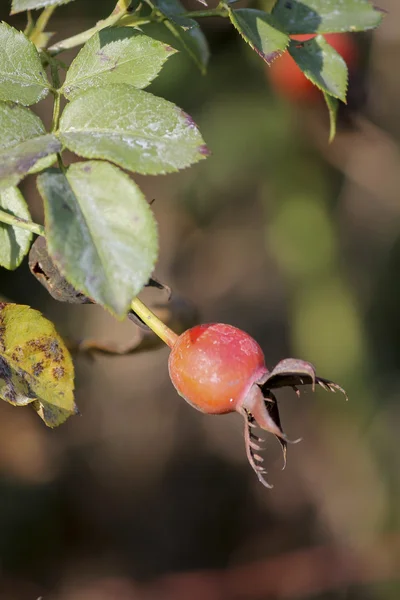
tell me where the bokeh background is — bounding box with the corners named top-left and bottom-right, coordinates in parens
top-left (1, 1), bottom-right (400, 598)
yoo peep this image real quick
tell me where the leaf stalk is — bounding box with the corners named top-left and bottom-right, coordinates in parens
top-left (130, 297), bottom-right (178, 348)
top-left (0, 209), bottom-right (44, 237)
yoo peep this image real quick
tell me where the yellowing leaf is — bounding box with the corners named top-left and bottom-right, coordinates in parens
top-left (0, 302), bottom-right (76, 427)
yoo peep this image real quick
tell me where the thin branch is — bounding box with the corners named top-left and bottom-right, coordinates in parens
top-left (0, 209), bottom-right (44, 237)
top-left (29, 5), bottom-right (56, 47)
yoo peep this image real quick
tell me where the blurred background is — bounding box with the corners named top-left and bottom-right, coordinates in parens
top-left (1, 0), bottom-right (400, 598)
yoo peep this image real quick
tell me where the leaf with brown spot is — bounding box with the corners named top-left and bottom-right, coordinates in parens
top-left (0, 303), bottom-right (76, 427)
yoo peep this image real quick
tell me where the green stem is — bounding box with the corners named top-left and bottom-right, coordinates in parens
top-left (0, 210), bottom-right (44, 237)
top-left (52, 90), bottom-right (61, 131)
top-left (116, 0), bottom-right (133, 11)
top-left (29, 5), bottom-right (56, 47)
top-left (48, 10), bottom-right (124, 55)
top-left (46, 56), bottom-right (65, 172)
top-left (180, 7), bottom-right (228, 17)
top-left (48, 56), bottom-right (62, 133)
top-left (131, 297), bottom-right (178, 349)
top-left (48, 1), bottom-right (230, 54)
top-left (24, 10), bottom-right (34, 37)
top-left (117, 14), bottom-right (154, 27)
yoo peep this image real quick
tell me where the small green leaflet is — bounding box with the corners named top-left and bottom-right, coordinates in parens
top-left (0, 22), bottom-right (50, 105)
top-left (11, 0), bottom-right (75, 14)
top-left (62, 28), bottom-right (177, 100)
top-left (0, 302), bottom-right (76, 427)
top-left (0, 102), bottom-right (61, 191)
top-left (272, 0), bottom-right (383, 34)
top-left (289, 36), bottom-right (348, 102)
top-left (163, 19), bottom-right (210, 74)
top-left (227, 8), bottom-right (289, 64)
top-left (38, 161), bottom-right (159, 318)
top-left (59, 84), bottom-right (209, 175)
top-left (148, 0), bottom-right (197, 30)
top-left (146, 0), bottom-right (210, 73)
top-left (0, 187), bottom-right (33, 270)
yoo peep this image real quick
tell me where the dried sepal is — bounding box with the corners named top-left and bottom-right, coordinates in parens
top-left (243, 411), bottom-right (273, 488)
top-left (239, 357), bottom-right (347, 487)
top-left (258, 358), bottom-right (348, 401)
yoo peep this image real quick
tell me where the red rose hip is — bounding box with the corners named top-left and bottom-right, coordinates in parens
top-left (168, 323), bottom-right (267, 414)
top-left (130, 298), bottom-right (347, 488)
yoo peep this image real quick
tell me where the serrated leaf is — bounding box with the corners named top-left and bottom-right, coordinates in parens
top-left (289, 35), bottom-right (348, 101)
top-left (62, 28), bottom-right (177, 100)
top-left (0, 302), bottom-right (76, 427)
top-left (323, 92), bottom-right (338, 142)
top-left (0, 22), bottom-right (50, 105)
top-left (149, 0), bottom-right (196, 30)
top-left (146, 0), bottom-right (210, 73)
top-left (59, 85), bottom-right (209, 175)
top-left (0, 102), bottom-right (62, 191)
top-left (163, 19), bottom-right (210, 74)
top-left (228, 8), bottom-right (289, 64)
top-left (37, 161), bottom-right (159, 318)
top-left (0, 187), bottom-right (33, 270)
top-left (11, 0), bottom-right (75, 14)
top-left (272, 0), bottom-right (383, 34)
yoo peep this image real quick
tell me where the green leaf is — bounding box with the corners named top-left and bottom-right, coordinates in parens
top-left (162, 19), bottom-right (210, 74)
top-left (0, 302), bottom-right (76, 427)
top-left (227, 8), bottom-right (289, 64)
top-left (62, 28), bottom-right (177, 100)
top-left (289, 35), bottom-right (348, 101)
top-left (11, 0), bottom-right (75, 14)
top-left (149, 0), bottom-right (197, 30)
top-left (59, 85), bottom-right (209, 175)
top-left (37, 161), bottom-right (159, 318)
top-left (272, 0), bottom-right (383, 34)
top-left (146, 0), bottom-right (210, 73)
top-left (0, 187), bottom-right (33, 270)
top-left (0, 22), bottom-right (50, 105)
top-left (323, 92), bottom-right (338, 142)
top-left (0, 102), bottom-right (62, 191)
